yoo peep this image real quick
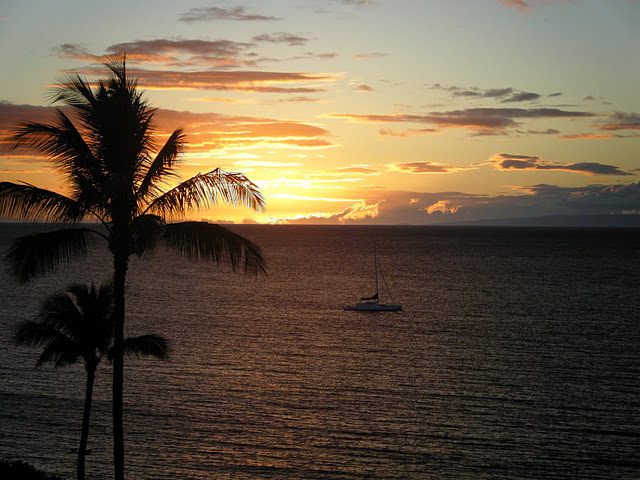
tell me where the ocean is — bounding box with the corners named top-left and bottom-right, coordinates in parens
top-left (1, 224), bottom-right (639, 479)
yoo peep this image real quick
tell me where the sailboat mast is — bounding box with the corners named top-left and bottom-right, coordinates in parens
top-left (374, 243), bottom-right (379, 299)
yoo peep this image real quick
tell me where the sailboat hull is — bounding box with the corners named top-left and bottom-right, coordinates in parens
top-left (344, 302), bottom-right (402, 312)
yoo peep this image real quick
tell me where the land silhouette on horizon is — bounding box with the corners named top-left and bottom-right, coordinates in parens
top-left (437, 213), bottom-right (640, 228)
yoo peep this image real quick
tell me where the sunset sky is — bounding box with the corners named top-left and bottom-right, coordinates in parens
top-left (1, 0), bottom-right (639, 224)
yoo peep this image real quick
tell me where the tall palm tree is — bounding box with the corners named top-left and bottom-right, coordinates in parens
top-left (0, 55), bottom-right (266, 480)
top-left (15, 282), bottom-right (169, 480)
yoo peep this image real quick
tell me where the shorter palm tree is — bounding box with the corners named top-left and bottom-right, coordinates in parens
top-left (15, 282), bottom-right (169, 480)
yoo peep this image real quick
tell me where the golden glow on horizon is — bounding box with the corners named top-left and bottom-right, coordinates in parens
top-left (270, 193), bottom-right (360, 203)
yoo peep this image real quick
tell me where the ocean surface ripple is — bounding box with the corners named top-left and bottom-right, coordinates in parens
top-left (1, 225), bottom-right (639, 479)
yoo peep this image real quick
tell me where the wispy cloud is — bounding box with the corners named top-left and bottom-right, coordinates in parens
top-left (498, 0), bottom-right (530, 12)
top-left (178, 6), bottom-right (280, 22)
top-left (288, 52), bottom-right (339, 61)
top-left (329, 107), bottom-right (595, 134)
top-left (489, 153), bottom-right (633, 176)
top-left (502, 92), bottom-right (541, 103)
top-left (336, 166), bottom-right (379, 175)
top-left (387, 161), bottom-right (468, 174)
top-left (339, 0), bottom-right (379, 7)
top-left (379, 128), bottom-right (439, 137)
top-left (353, 52), bottom-right (388, 60)
top-left (559, 133), bottom-right (622, 140)
top-left (598, 112), bottom-right (640, 131)
top-left (355, 84), bottom-right (373, 92)
top-left (275, 96), bottom-right (324, 103)
top-left (252, 33), bottom-right (309, 47)
top-left (55, 40), bottom-right (337, 93)
top-left (72, 67), bottom-right (335, 93)
top-left (497, 0), bottom-right (577, 14)
top-left (517, 129), bottom-right (560, 135)
top-left (56, 36), bottom-right (326, 69)
top-left (431, 84), bottom-right (542, 103)
top-left (558, 112), bottom-right (640, 140)
top-left (54, 43), bottom-right (100, 62)
top-left (103, 39), bottom-right (252, 66)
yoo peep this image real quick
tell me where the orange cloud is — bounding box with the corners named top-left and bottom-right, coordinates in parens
top-left (188, 97), bottom-right (258, 104)
top-left (130, 68), bottom-right (334, 93)
top-left (232, 160), bottom-right (304, 168)
top-left (559, 133), bottom-right (619, 140)
top-left (353, 52), bottom-right (387, 60)
top-left (0, 103), bottom-right (336, 166)
top-left (275, 96), bottom-right (324, 103)
top-left (0, 103), bottom-right (64, 158)
top-left (379, 128), bottom-right (439, 137)
top-left (152, 109), bottom-right (334, 152)
top-left (68, 65), bottom-right (335, 93)
top-left (387, 161), bottom-right (468, 174)
top-left (335, 166), bottom-right (379, 175)
top-left (497, 0), bottom-right (530, 13)
top-left (497, 0), bottom-right (576, 13)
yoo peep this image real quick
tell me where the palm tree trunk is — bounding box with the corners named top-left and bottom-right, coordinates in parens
top-left (112, 249), bottom-right (128, 480)
top-left (78, 364), bottom-right (96, 480)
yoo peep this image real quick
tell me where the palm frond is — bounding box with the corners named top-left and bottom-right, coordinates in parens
top-left (136, 128), bottom-right (186, 204)
top-left (49, 74), bottom-right (98, 113)
top-left (0, 182), bottom-right (85, 222)
top-left (14, 321), bottom-right (80, 367)
top-left (12, 110), bottom-right (80, 158)
top-left (119, 334), bottom-right (169, 361)
top-left (163, 221), bottom-right (267, 275)
top-left (130, 214), bottom-right (165, 256)
top-left (38, 336), bottom-right (82, 367)
top-left (63, 283), bottom-right (114, 354)
top-left (15, 320), bottom-right (61, 347)
top-left (12, 109), bottom-right (102, 183)
top-left (11, 102), bottom-right (114, 221)
top-left (38, 290), bottom-right (82, 336)
top-left (146, 168), bottom-right (265, 217)
top-left (6, 228), bottom-right (99, 282)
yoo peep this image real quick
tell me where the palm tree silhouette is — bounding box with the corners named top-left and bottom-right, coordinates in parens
top-left (0, 55), bottom-right (266, 480)
top-left (15, 282), bottom-right (169, 480)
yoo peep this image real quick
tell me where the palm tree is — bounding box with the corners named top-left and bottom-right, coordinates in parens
top-left (15, 282), bottom-right (169, 480)
top-left (0, 55), bottom-right (266, 480)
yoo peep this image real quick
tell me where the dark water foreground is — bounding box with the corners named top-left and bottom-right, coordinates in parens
top-left (1, 225), bottom-right (639, 479)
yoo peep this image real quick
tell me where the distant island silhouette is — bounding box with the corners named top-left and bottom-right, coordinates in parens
top-left (438, 214), bottom-right (640, 228)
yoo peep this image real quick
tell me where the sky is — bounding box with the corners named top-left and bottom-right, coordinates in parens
top-left (1, 0), bottom-right (639, 225)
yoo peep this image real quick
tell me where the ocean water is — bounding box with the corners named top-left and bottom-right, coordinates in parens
top-left (0, 224), bottom-right (639, 480)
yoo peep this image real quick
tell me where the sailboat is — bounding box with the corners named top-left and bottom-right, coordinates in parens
top-left (344, 245), bottom-right (402, 311)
